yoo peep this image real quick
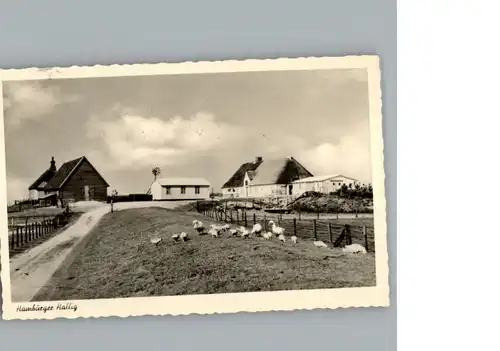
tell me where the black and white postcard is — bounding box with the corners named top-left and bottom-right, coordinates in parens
top-left (1, 56), bottom-right (389, 320)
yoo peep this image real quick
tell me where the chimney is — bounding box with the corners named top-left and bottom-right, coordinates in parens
top-left (255, 156), bottom-right (263, 163)
top-left (49, 156), bottom-right (56, 172)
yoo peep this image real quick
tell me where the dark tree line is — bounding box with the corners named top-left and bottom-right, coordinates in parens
top-left (332, 183), bottom-right (373, 199)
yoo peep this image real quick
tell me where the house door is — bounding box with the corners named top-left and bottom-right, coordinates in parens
top-left (84, 185), bottom-right (90, 201)
top-left (288, 185), bottom-right (293, 195)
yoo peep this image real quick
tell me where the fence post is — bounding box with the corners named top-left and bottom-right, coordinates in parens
top-left (253, 213), bottom-right (256, 225)
top-left (230, 210), bottom-right (233, 223)
top-left (329, 223), bottom-right (333, 244)
top-left (29, 223), bottom-right (34, 241)
top-left (345, 225), bottom-right (353, 246)
top-left (244, 212), bottom-right (247, 227)
top-left (16, 227), bottom-right (20, 247)
top-left (363, 225), bottom-right (369, 252)
top-left (313, 219), bottom-right (317, 241)
top-left (293, 218), bottom-right (297, 236)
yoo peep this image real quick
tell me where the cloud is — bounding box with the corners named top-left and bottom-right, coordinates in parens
top-left (85, 107), bottom-right (244, 170)
top-left (3, 81), bottom-right (79, 128)
top-left (297, 121), bottom-right (372, 183)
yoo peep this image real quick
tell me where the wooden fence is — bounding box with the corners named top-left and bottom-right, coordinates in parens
top-left (197, 202), bottom-right (375, 252)
top-left (7, 213), bottom-right (70, 252)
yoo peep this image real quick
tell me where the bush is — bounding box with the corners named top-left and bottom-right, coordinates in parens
top-left (333, 183), bottom-right (373, 199)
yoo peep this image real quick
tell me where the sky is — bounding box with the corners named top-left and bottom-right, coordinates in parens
top-left (2, 68), bottom-right (372, 203)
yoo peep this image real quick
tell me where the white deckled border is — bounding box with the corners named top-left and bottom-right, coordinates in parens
top-left (0, 55), bottom-right (389, 320)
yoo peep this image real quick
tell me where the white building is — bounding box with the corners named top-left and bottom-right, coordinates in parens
top-left (150, 177), bottom-right (211, 201)
top-left (221, 156), bottom-right (313, 198)
top-left (292, 174), bottom-right (360, 196)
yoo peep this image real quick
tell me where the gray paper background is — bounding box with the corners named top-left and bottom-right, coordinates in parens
top-left (0, 1), bottom-right (396, 350)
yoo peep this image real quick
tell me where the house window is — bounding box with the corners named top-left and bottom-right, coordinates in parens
top-left (166, 186), bottom-right (171, 195)
top-left (195, 186), bottom-right (200, 194)
top-left (181, 186), bottom-right (186, 194)
top-left (245, 180), bottom-right (248, 186)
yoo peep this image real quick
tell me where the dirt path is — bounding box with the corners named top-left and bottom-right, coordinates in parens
top-left (9, 205), bottom-right (110, 302)
top-left (9, 200), bottom-right (195, 302)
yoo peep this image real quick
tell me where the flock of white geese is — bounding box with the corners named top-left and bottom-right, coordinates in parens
top-left (150, 218), bottom-right (367, 254)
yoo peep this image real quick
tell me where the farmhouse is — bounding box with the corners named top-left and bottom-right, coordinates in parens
top-left (28, 156), bottom-right (109, 203)
top-left (292, 174), bottom-right (360, 196)
top-left (221, 156), bottom-right (313, 198)
top-left (150, 177), bottom-right (211, 201)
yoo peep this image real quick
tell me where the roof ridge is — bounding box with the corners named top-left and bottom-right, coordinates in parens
top-left (57, 156), bottom-right (85, 188)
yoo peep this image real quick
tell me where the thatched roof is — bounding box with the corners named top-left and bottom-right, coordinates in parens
top-left (28, 168), bottom-right (56, 190)
top-left (221, 159), bottom-right (263, 188)
top-left (45, 156), bottom-right (109, 190)
top-left (29, 156), bottom-right (57, 190)
top-left (250, 157), bottom-right (313, 186)
top-left (222, 156), bottom-right (313, 188)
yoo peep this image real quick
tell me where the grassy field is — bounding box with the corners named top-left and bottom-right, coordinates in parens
top-left (34, 207), bottom-right (376, 301)
top-left (8, 206), bottom-right (66, 219)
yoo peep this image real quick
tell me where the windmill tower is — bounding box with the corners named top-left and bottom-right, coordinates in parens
top-left (146, 167), bottom-right (161, 195)
top-left (152, 167), bottom-right (161, 181)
